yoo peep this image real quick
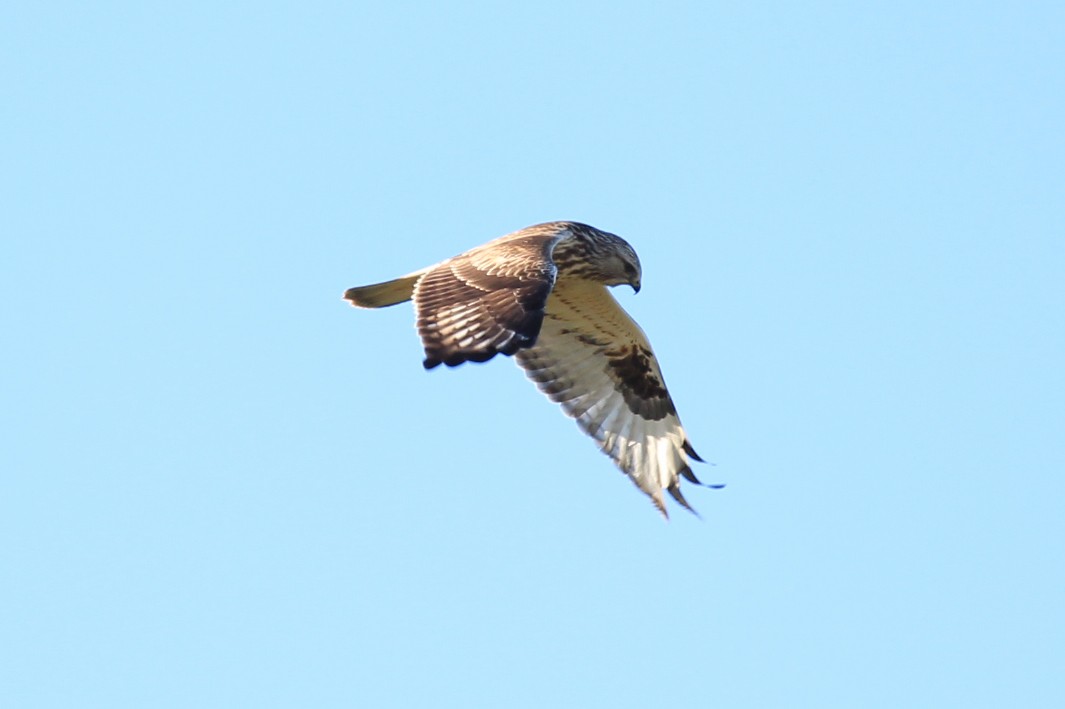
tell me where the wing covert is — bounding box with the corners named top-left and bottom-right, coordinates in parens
top-left (414, 231), bottom-right (564, 369)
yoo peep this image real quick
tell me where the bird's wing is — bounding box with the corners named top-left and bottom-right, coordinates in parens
top-left (413, 230), bottom-right (566, 369)
top-left (514, 279), bottom-right (709, 517)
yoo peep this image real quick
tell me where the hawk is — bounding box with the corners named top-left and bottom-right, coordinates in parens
top-left (343, 221), bottom-right (720, 517)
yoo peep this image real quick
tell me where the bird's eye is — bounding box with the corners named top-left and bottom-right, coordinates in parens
top-left (623, 262), bottom-right (636, 276)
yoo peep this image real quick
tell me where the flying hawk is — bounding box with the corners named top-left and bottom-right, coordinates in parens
top-left (343, 221), bottom-right (720, 517)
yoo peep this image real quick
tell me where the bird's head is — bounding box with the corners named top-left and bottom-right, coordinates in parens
top-left (565, 222), bottom-right (643, 293)
top-left (603, 237), bottom-right (642, 293)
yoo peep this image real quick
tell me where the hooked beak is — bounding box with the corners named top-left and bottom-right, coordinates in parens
top-left (631, 280), bottom-right (641, 294)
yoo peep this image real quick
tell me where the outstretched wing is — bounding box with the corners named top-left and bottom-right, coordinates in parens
top-left (414, 230), bottom-right (566, 369)
top-left (515, 279), bottom-right (709, 517)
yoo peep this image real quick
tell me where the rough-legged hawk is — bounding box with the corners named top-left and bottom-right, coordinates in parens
top-left (344, 221), bottom-right (720, 517)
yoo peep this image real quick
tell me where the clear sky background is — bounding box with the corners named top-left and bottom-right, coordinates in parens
top-left (3, 2), bottom-right (1063, 707)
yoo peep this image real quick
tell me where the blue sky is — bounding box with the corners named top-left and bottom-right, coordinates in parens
top-left (3, 2), bottom-right (1063, 707)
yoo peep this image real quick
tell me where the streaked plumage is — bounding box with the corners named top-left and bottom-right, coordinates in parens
top-left (343, 221), bottom-right (720, 517)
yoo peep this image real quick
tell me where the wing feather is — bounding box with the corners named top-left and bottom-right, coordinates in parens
top-left (413, 230), bottom-right (567, 369)
top-left (515, 279), bottom-right (708, 517)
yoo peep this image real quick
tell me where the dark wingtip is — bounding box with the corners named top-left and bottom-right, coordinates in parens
top-left (667, 483), bottom-right (702, 520)
top-left (679, 465), bottom-right (701, 485)
top-left (682, 439), bottom-right (704, 463)
top-left (681, 464), bottom-right (726, 490)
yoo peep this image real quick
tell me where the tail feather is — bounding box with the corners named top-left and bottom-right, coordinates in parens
top-left (344, 272), bottom-right (424, 309)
